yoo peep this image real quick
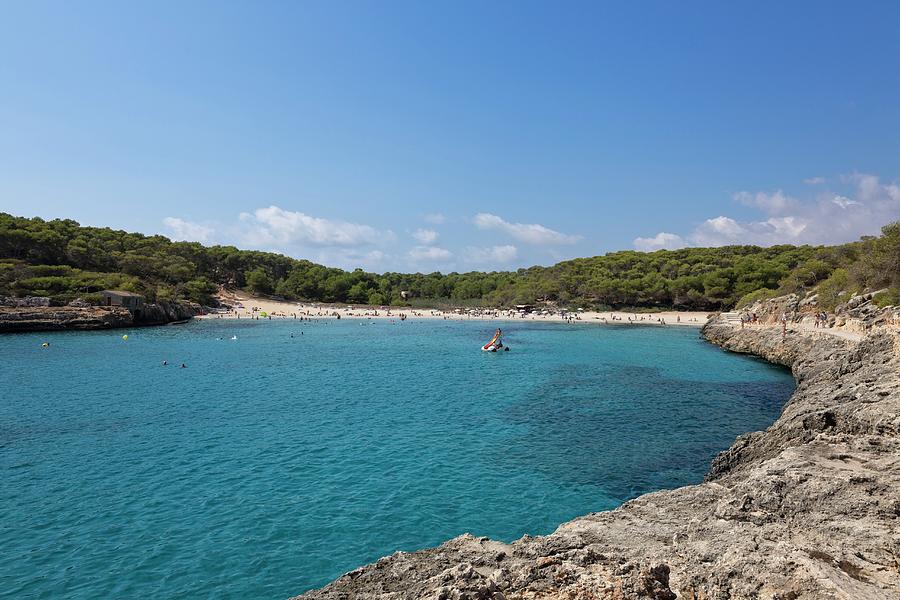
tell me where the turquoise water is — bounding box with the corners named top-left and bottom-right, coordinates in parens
top-left (1, 319), bottom-right (793, 599)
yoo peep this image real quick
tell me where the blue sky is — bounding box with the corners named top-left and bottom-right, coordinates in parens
top-left (2, 1), bottom-right (899, 272)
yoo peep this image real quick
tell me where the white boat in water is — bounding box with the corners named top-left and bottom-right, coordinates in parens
top-left (481, 329), bottom-right (507, 352)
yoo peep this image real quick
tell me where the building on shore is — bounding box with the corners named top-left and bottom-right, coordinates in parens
top-left (100, 290), bottom-right (144, 312)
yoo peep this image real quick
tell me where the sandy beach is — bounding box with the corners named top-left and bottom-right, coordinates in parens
top-left (197, 290), bottom-right (710, 327)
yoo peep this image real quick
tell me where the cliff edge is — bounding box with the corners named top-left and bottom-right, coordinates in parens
top-left (292, 313), bottom-right (900, 599)
top-left (0, 299), bottom-right (200, 332)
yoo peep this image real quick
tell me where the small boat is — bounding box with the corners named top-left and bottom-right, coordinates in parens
top-left (482, 329), bottom-right (505, 352)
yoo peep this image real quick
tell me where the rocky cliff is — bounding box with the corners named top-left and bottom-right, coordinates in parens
top-left (0, 299), bottom-right (200, 332)
top-left (292, 316), bottom-right (900, 600)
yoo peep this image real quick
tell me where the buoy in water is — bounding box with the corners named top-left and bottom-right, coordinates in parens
top-left (122, 335), bottom-right (128, 341)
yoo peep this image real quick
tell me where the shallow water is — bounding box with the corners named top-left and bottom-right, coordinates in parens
top-left (1, 319), bottom-right (793, 599)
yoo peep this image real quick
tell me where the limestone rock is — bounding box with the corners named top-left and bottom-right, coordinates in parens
top-left (0, 300), bottom-right (199, 332)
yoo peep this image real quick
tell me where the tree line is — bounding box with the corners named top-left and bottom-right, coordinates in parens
top-left (1, 213), bottom-right (897, 311)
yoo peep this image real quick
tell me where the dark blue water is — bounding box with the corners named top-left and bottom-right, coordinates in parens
top-left (0, 319), bottom-right (793, 599)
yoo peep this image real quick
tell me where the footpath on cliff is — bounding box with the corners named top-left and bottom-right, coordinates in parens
top-left (293, 292), bottom-right (900, 600)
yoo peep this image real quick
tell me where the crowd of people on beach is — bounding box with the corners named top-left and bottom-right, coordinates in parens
top-left (200, 294), bottom-right (710, 329)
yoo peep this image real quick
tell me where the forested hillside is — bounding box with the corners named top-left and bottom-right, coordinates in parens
top-left (1, 213), bottom-right (897, 310)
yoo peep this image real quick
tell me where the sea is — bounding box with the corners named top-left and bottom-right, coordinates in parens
top-left (0, 318), bottom-right (794, 599)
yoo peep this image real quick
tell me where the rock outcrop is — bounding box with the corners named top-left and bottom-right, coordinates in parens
top-left (0, 295), bottom-right (51, 307)
top-left (0, 299), bottom-right (200, 332)
top-left (737, 289), bottom-right (899, 336)
top-left (135, 300), bottom-right (199, 325)
top-left (293, 315), bottom-right (900, 600)
top-left (0, 305), bottom-right (134, 331)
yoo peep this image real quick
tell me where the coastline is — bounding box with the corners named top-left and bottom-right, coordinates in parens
top-left (0, 300), bottom-right (198, 333)
top-left (292, 306), bottom-right (900, 599)
top-left (0, 290), bottom-right (711, 333)
top-left (197, 292), bottom-right (711, 328)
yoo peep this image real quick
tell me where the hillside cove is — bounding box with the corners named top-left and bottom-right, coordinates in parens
top-left (294, 296), bottom-right (900, 600)
top-left (4, 316), bottom-right (800, 599)
top-left (2, 215), bottom-right (900, 598)
top-left (5, 5), bottom-right (900, 599)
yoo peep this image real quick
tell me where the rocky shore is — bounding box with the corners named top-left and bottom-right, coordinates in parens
top-left (0, 299), bottom-right (199, 332)
top-left (293, 310), bottom-right (900, 599)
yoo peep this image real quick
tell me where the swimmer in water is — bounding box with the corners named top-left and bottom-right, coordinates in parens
top-left (162, 360), bottom-right (168, 366)
top-left (180, 363), bottom-right (187, 368)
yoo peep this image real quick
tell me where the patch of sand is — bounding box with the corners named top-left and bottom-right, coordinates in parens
top-left (198, 291), bottom-right (710, 327)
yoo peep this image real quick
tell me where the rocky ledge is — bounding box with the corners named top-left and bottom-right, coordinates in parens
top-left (293, 316), bottom-right (900, 600)
top-left (0, 300), bottom-right (200, 332)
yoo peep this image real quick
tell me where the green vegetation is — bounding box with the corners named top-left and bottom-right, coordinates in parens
top-left (1, 212), bottom-right (898, 310)
top-left (816, 268), bottom-right (850, 310)
top-left (735, 288), bottom-right (780, 309)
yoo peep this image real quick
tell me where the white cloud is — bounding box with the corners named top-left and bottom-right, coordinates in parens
top-left (689, 215), bottom-right (811, 246)
top-left (163, 217), bottom-right (214, 243)
top-left (633, 232), bottom-right (686, 251)
top-left (239, 205), bottom-right (392, 247)
top-left (734, 190), bottom-right (796, 215)
top-left (634, 173), bottom-right (900, 250)
top-left (412, 228), bottom-right (439, 244)
top-left (846, 172), bottom-right (900, 206)
top-left (408, 246), bottom-right (452, 261)
top-left (832, 195), bottom-right (860, 209)
top-left (804, 177), bottom-right (826, 185)
top-left (424, 213), bottom-right (446, 224)
top-left (690, 215), bottom-right (752, 245)
top-left (473, 213), bottom-right (581, 245)
top-left (464, 245), bottom-right (518, 263)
